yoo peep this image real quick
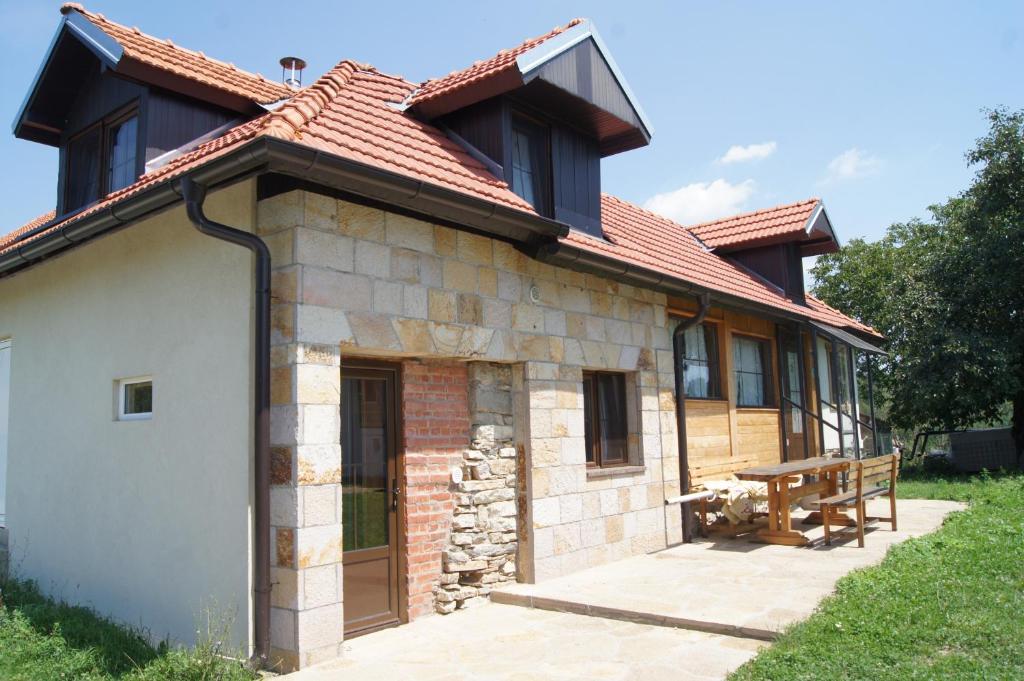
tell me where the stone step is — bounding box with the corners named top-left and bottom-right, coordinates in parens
top-left (489, 590), bottom-right (778, 641)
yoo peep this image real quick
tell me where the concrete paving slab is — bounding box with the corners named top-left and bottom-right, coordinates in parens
top-left (282, 603), bottom-right (766, 681)
top-left (493, 498), bottom-right (963, 639)
top-left (281, 498), bottom-right (961, 681)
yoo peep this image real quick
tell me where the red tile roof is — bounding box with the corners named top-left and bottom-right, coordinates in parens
top-left (3, 10), bottom-right (876, 339)
top-left (408, 19), bottom-right (584, 109)
top-left (686, 198), bottom-right (823, 251)
top-left (61, 3), bottom-right (291, 105)
top-left (0, 210), bottom-right (55, 251)
top-left (1, 60), bottom-right (533, 260)
top-left (563, 195), bottom-right (877, 335)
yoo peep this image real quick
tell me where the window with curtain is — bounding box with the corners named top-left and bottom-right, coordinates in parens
top-left (65, 125), bottom-right (102, 211)
top-left (509, 114), bottom-right (551, 216)
top-left (732, 336), bottom-right (773, 407)
top-left (106, 114), bottom-right (138, 193)
top-left (681, 323), bottom-right (721, 399)
top-left (582, 371), bottom-right (628, 467)
top-left (63, 106), bottom-right (139, 213)
top-left (816, 337), bottom-right (834, 405)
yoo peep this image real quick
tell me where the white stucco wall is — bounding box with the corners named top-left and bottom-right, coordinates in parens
top-left (0, 181), bottom-right (256, 651)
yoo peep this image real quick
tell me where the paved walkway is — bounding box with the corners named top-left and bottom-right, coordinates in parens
top-left (283, 498), bottom-right (963, 681)
top-left (286, 604), bottom-right (764, 681)
top-left (494, 498), bottom-right (963, 639)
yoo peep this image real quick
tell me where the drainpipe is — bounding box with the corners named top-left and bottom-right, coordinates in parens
top-left (673, 292), bottom-right (711, 542)
top-left (179, 177), bottom-right (272, 667)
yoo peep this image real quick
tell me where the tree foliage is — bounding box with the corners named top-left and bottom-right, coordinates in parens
top-left (812, 109), bottom-right (1024, 452)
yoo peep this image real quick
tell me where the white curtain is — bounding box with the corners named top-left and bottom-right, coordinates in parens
top-left (733, 336), bottom-right (764, 406)
top-left (683, 325), bottom-right (710, 397)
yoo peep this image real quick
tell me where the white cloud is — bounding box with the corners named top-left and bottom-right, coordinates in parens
top-left (823, 148), bottom-right (881, 183)
top-left (718, 141), bottom-right (777, 164)
top-left (643, 179), bottom-right (756, 225)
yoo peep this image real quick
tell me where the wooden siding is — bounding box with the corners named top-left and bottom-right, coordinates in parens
top-left (669, 298), bottom-right (785, 487)
top-left (736, 410), bottom-right (782, 467)
top-left (144, 91), bottom-right (235, 163)
top-left (551, 126), bottom-right (601, 236)
top-left (439, 98), bottom-right (506, 177)
top-left (526, 38), bottom-right (644, 147)
top-left (729, 243), bottom-right (806, 302)
top-left (63, 69), bottom-right (146, 138)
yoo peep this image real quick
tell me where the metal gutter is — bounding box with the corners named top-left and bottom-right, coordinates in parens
top-left (0, 136), bottom-right (569, 280)
top-left (259, 137), bottom-right (569, 243)
top-left (671, 293), bottom-right (710, 543)
top-left (180, 178), bottom-right (272, 666)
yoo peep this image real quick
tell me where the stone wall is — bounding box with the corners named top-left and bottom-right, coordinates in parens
top-left (436, 363), bottom-right (518, 612)
top-left (259, 188), bottom-right (684, 668)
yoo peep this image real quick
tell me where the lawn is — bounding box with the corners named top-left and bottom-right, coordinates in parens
top-left (0, 579), bottom-right (256, 681)
top-left (730, 468), bottom-right (1024, 681)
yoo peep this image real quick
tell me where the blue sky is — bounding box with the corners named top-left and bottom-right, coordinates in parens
top-left (2, 0), bottom-right (1021, 250)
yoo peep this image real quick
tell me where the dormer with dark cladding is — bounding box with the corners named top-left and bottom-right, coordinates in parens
top-left (410, 19), bottom-right (653, 239)
top-left (12, 6), bottom-right (282, 218)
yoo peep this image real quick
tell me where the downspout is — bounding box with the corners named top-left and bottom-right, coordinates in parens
top-left (672, 292), bottom-right (711, 542)
top-left (179, 177), bottom-right (272, 667)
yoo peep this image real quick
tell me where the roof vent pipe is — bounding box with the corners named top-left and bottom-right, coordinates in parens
top-left (279, 56), bottom-right (306, 89)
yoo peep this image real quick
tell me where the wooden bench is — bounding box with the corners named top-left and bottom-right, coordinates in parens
top-left (818, 453), bottom-right (900, 547)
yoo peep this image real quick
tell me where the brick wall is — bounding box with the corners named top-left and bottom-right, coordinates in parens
top-left (400, 360), bottom-right (470, 619)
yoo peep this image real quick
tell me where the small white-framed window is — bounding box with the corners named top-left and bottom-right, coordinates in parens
top-left (117, 376), bottom-right (153, 421)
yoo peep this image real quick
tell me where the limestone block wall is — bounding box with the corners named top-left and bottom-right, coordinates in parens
top-left (259, 188), bottom-right (683, 664)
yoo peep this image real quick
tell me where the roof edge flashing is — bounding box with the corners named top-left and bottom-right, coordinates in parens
top-left (514, 20), bottom-right (654, 138)
top-left (803, 201), bottom-right (839, 247)
top-left (63, 11), bottom-right (124, 65)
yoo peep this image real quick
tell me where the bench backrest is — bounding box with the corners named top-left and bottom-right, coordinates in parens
top-left (853, 453), bottom-right (900, 494)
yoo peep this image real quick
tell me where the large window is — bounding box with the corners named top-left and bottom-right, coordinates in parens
top-left (582, 371), bottom-right (628, 468)
top-left (509, 114), bottom-right (551, 216)
top-left (64, 106), bottom-right (139, 212)
top-left (681, 323), bottom-right (721, 399)
top-left (732, 335), bottom-right (774, 407)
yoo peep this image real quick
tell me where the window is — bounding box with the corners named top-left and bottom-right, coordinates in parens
top-left (65, 125), bottom-right (102, 212)
top-left (64, 106), bottom-right (139, 212)
top-left (582, 371), bottom-right (628, 467)
top-left (106, 113), bottom-right (138, 193)
top-left (509, 114), bottom-right (551, 216)
top-left (816, 337), bottom-right (834, 405)
top-left (681, 323), bottom-right (721, 399)
top-left (118, 377), bottom-right (153, 421)
top-left (732, 336), bottom-right (774, 407)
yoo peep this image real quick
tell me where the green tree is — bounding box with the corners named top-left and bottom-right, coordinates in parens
top-left (812, 109), bottom-right (1024, 454)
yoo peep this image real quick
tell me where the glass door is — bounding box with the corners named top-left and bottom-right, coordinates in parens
top-left (341, 363), bottom-right (401, 635)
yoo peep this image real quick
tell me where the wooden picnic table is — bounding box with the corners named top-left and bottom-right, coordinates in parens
top-left (735, 457), bottom-right (853, 545)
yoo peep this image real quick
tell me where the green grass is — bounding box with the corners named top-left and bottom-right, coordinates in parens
top-left (0, 579), bottom-right (257, 681)
top-left (730, 468), bottom-right (1024, 680)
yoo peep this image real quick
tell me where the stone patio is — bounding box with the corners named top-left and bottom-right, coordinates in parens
top-left (493, 498), bottom-right (964, 639)
top-left (282, 498), bottom-right (963, 680)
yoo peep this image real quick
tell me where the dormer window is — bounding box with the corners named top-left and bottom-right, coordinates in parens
top-left (64, 105), bottom-right (139, 212)
top-left (509, 113), bottom-right (551, 216)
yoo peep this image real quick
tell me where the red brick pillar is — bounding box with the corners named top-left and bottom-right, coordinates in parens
top-left (400, 360), bottom-right (470, 619)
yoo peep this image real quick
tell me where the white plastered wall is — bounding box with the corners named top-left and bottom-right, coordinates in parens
top-left (0, 181), bottom-right (255, 651)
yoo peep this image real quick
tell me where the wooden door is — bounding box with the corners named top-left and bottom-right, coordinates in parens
top-left (340, 363), bottom-right (402, 636)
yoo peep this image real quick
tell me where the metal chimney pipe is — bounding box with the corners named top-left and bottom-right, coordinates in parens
top-left (279, 57), bottom-right (307, 89)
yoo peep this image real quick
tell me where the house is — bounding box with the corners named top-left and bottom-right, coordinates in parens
top-left (0, 4), bottom-right (886, 672)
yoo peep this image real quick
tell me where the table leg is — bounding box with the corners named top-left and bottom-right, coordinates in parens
top-left (755, 476), bottom-right (809, 545)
